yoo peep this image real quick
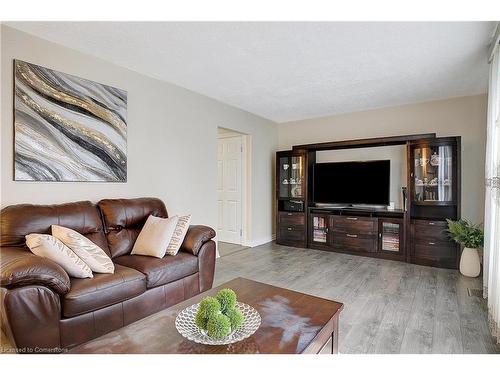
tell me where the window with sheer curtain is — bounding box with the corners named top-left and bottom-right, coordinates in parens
top-left (484, 23), bottom-right (500, 344)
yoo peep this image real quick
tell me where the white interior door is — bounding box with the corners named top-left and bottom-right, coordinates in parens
top-left (217, 136), bottom-right (242, 244)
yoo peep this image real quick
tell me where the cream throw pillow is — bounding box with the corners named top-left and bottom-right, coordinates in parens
top-left (25, 234), bottom-right (93, 278)
top-left (131, 215), bottom-right (179, 258)
top-left (51, 225), bottom-right (114, 274)
top-left (166, 214), bottom-right (192, 256)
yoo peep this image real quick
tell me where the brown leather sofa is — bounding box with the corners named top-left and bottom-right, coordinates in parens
top-left (0, 198), bottom-right (216, 352)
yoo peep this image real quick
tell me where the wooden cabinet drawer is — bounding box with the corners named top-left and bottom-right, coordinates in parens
top-left (279, 212), bottom-right (306, 226)
top-left (412, 219), bottom-right (448, 233)
top-left (412, 219), bottom-right (453, 246)
top-left (279, 225), bottom-right (306, 242)
top-left (332, 232), bottom-right (377, 253)
top-left (414, 243), bottom-right (457, 262)
top-left (413, 219), bottom-right (448, 228)
top-left (411, 219), bottom-right (458, 269)
top-left (414, 238), bottom-right (455, 249)
top-left (333, 216), bottom-right (377, 234)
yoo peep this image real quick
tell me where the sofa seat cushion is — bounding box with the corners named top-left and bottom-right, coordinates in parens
top-left (113, 252), bottom-right (198, 289)
top-left (62, 264), bottom-right (146, 318)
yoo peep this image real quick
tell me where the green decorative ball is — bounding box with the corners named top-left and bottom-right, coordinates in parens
top-left (216, 288), bottom-right (237, 313)
top-left (198, 296), bottom-right (221, 320)
top-left (195, 308), bottom-right (208, 330)
top-left (225, 307), bottom-right (244, 331)
top-left (194, 290), bottom-right (241, 337)
top-left (206, 313), bottom-right (231, 339)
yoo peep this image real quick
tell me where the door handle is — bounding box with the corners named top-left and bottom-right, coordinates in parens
top-left (287, 227), bottom-right (292, 231)
top-left (346, 234), bottom-right (358, 238)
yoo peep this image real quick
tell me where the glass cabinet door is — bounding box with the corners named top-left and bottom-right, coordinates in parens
top-left (413, 145), bottom-right (453, 203)
top-left (279, 156), bottom-right (291, 198)
top-left (279, 155), bottom-right (304, 199)
top-left (311, 214), bottom-right (329, 245)
top-left (379, 221), bottom-right (402, 253)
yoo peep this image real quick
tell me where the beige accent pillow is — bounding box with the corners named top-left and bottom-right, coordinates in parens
top-left (131, 215), bottom-right (179, 258)
top-left (166, 214), bottom-right (192, 256)
top-left (25, 234), bottom-right (93, 278)
top-left (51, 225), bottom-right (114, 274)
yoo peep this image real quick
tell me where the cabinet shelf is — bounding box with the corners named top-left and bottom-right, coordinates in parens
top-left (412, 201), bottom-right (456, 206)
top-left (415, 183), bottom-right (451, 187)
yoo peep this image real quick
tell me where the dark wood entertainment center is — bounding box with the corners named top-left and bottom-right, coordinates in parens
top-left (276, 133), bottom-right (461, 269)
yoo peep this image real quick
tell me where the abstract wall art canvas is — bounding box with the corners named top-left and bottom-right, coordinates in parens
top-left (14, 60), bottom-right (127, 182)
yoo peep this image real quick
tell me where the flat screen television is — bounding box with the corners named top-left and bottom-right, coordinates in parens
top-left (313, 160), bottom-right (390, 206)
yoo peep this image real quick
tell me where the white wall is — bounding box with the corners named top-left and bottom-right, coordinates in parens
top-left (1, 25), bottom-right (488, 239)
top-left (0, 26), bottom-right (278, 245)
top-left (316, 146), bottom-right (407, 208)
top-left (279, 95), bottom-right (488, 223)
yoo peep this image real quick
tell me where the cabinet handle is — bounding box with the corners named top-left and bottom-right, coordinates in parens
top-left (346, 234), bottom-right (358, 238)
top-left (428, 222), bottom-right (435, 225)
top-left (287, 227), bottom-right (292, 231)
top-left (346, 217), bottom-right (358, 221)
top-left (287, 213), bottom-right (292, 216)
top-left (428, 242), bottom-right (436, 245)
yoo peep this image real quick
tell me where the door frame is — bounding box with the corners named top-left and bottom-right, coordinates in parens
top-left (217, 128), bottom-right (251, 246)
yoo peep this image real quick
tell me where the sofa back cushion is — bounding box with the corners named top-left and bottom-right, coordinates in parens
top-left (0, 201), bottom-right (110, 256)
top-left (97, 198), bottom-right (168, 258)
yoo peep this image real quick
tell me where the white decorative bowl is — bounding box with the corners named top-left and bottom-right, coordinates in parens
top-left (175, 301), bottom-right (261, 345)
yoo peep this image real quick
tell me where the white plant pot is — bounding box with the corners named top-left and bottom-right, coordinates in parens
top-left (459, 247), bottom-right (481, 277)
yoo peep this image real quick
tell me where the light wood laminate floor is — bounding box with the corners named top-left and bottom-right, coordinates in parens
top-left (214, 242), bottom-right (500, 354)
top-left (2, 242), bottom-right (498, 354)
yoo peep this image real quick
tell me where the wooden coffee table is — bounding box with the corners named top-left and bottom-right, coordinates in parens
top-left (70, 277), bottom-right (343, 354)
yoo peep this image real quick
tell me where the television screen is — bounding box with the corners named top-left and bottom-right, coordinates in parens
top-left (313, 160), bottom-right (390, 206)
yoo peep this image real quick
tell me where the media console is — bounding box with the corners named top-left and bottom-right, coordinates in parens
top-left (276, 134), bottom-right (461, 269)
top-left (308, 206), bottom-right (405, 261)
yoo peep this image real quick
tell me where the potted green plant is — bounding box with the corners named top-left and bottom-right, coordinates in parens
top-left (446, 219), bottom-right (484, 277)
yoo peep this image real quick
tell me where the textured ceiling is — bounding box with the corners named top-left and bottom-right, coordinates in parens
top-left (6, 22), bottom-right (495, 123)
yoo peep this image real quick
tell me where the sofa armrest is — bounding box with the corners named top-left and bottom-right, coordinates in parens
top-left (197, 241), bottom-right (216, 292)
top-left (0, 247), bottom-right (70, 294)
top-left (181, 225), bottom-right (216, 256)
